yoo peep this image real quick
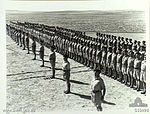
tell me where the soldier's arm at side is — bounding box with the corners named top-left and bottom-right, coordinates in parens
top-left (101, 81), bottom-right (106, 101)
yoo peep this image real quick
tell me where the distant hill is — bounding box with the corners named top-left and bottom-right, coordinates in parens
top-left (6, 10), bottom-right (145, 33)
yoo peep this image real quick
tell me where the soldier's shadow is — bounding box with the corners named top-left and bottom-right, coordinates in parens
top-left (54, 77), bottom-right (89, 85)
top-left (71, 92), bottom-right (116, 105)
top-left (102, 100), bottom-right (116, 105)
top-left (71, 92), bottom-right (91, 100)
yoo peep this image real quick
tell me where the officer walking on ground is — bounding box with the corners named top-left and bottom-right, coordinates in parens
top-left (91, 70), bottom-right (106, 111)
top-left (62, 55), bottom-right (71, 94)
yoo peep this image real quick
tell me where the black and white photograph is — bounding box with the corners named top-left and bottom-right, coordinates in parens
top-left (0, 0), bottom-right (149, 113)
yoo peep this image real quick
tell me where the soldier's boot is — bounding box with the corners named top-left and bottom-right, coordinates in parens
top-left (117, 72), bottom-right (120, 81)
top-left (87, 60), bottom-right (90, 67)
top-left (90, 61), bottom-right (93, 69)
top-left (83, 59), bottom-right (86, 66)
top-left (133, 80), bottom-right (138, 90)
top-left (97, 106), bottom-right (102, 111)
top-left (33, 54), bottom-right (36, 60)
top-left (141, 83), bottom-right (146, 94)
top-left (40, 60), bottom-right (44, 67)
top-left (137, 80), bottom-right (140, 91)
top-left (130, 77), bottom-right (133, 88)
top-left (80, 57), bottom-right (83, 64)
top-left (128, 75), bottom-right (131, 87)
top-left (50, 69), bottom-right (55, 79)
top-left (78, 56), bottom-right (81, 63)
top-left (124, 75), bottom-right (128, 85)
top-left (23, 45), bottom-right (26, 50)
top-left (64, 83), bottom-right (71, 94)
top-left (114, 71), bottom-right (117, 79)
top-left (27, 48), bottom-right (30, 54)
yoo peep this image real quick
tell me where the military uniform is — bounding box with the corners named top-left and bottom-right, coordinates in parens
top-left (111, 50), bottom-right (117, 79)
top-left (122, 51), bottom-right (128, 84)
top-left (140, 58), bottom-right (146, 94)
top-left (106, 48), bottom-right (112, 77)
top-left (116, 50), bottom-right (123, 81)
top-left (32, 38), bottom-right (36, 60)
top-left (127, 53), bottom-right (134, 87)
top-left (26, 34), bottom-right (30, 54)
top-left (40, 44), bottom-right (44, 67)
top-left (91, 72), bottom-right (105, 111)
top-left (49, 47), bottom-right (56, 78)
top-left (63, 56), bottom-right (71, 94)
top-left (22, 33), bottom-right (26, 50)
top-left (133, 53), bottom-right (141, 91)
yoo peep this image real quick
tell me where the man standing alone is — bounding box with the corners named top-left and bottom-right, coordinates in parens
top-left (62, 55), bottom-right (71, 94)
top-left (91, 70), bottom-right (106, 111)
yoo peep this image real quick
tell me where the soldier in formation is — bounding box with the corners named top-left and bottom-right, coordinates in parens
top-left (39, 40), bottom-right (44, 67)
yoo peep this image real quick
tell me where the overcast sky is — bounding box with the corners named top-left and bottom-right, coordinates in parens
top-left (4, 0), bottom-right (147, 11)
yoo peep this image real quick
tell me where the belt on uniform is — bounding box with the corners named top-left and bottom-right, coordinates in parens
top-left (92, 90), bottom-right (101, 93)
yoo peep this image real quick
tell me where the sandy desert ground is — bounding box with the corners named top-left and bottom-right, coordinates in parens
top-left (7, 35), bottom-right (146, 112)
top-left (6, 10), bottom-right (147, 113)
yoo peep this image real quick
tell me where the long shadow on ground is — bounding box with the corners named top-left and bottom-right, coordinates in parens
top-left (54, 77), bottom-right (89, 85)
top-left (71, 92), bottom-right (91, 100)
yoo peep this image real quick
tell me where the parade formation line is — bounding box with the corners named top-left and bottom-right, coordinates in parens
top-left (6, 22), bottom-right (146, 111)
top-left (6, 21), bottom-right (146, 94)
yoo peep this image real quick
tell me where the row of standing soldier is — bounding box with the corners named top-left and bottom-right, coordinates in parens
top-left (6, 22), bottom-right (146, 95)
top-left (6, 22), bottom-right (146, 111)
top-left (6, 23), bottom-right (71, 94)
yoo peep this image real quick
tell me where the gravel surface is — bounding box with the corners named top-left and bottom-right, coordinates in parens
top-left (7, 35), bottom-right (146, 112)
